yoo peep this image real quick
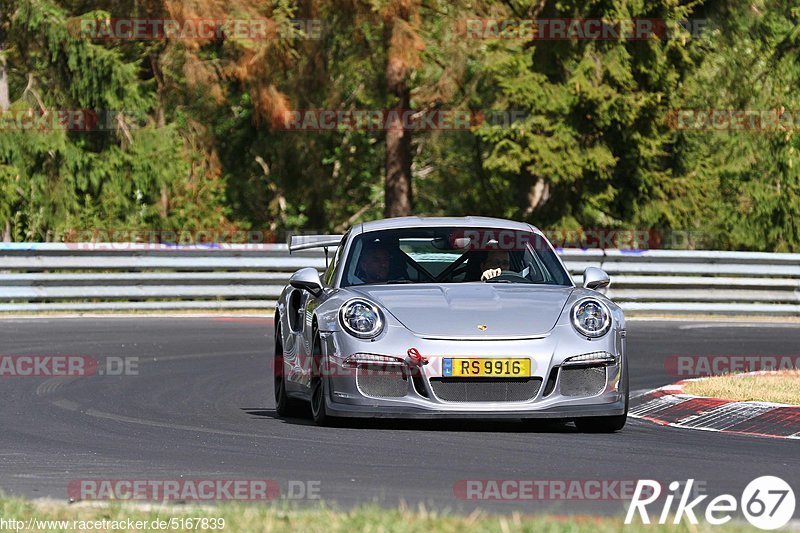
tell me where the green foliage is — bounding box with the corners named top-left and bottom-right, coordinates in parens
top-left (472, 2), bottom-right (694, 232)
top-left (669, 1), bottom-right (800, 251)
top-left (0, 0), bottom-right (799, 250)
top-left (0, 0), bottom-right (229, 240)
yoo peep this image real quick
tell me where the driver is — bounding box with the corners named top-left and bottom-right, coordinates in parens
top-left (355, 241), bottom-right (391, 284)
top-left (480, 250), bottom-right (511, 281)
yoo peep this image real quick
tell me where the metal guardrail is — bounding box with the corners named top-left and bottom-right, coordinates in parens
top-left (0, 244), bottom-right (798, 314)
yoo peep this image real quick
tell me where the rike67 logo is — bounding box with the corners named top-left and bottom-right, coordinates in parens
top-left (625, 477), bottom-right (795, 530)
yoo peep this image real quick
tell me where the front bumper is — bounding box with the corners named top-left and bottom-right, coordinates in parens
top-left (325, 398), bottom-right (626, 419)
top-left (318, 323), bottom-right (627, 419)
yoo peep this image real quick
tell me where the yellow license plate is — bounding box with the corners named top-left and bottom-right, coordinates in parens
top-left (443, 358), bottom-right (530, 377)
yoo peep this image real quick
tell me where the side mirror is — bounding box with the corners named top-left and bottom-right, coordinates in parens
top-left (290, 268), bottom-right (324, 297)
top-left (582, 266), bottom-right (610, 290)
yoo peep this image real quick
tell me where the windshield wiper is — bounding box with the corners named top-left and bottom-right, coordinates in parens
top-left (386, 279), bottom-right (415, 284)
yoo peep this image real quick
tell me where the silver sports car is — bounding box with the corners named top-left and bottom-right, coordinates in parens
top-left (274, 217), bottom-right (628, 431)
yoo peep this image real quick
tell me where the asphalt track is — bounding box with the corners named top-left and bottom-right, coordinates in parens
top-left (0, 317), bottom-right (798, 516)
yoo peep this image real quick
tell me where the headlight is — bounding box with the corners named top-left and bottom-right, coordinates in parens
top-left (571, 298), bottom-right (612, 338)
top-left (339, 299), bottom-right (384, 339)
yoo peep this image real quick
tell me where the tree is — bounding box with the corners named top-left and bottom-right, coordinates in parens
top-left (0, 0), bottom-right (232, 240)
top-left (669, 0), bottom-right (800, 251)
top-left (381, 0), bottom-right (423, 217)
top-left (472, 0), bottom-right (699, 237)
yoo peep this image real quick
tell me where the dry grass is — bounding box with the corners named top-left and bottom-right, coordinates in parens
top-left (682, 370), bottom-right (800, 404)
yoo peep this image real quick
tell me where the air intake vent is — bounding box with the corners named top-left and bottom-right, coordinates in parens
top-left (356, 366), bottom-right (408, 398)
top-left (560, 367), bottom-right (606, 397)
top-left (429, 378), bottom-right (542, 403)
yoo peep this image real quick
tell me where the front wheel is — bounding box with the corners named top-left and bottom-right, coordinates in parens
top-left (274, 325), bottom-right (305, 418)
top-left (574, 412), bottom-right (627, 433)
top-left (575, 359), bottom-right (629, 433)
top-left (310, 333), bottom-right (338, 426)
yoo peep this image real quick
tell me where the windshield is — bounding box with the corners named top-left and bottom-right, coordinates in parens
top-left (341, 227), bottom-right (572, 287)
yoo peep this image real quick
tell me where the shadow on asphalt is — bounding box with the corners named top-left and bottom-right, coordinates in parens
top-left (240, 407), bottom-right (578, 433)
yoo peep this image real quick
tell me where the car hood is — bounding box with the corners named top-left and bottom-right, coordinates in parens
top-left (348, 284), bottom-right (574, 338)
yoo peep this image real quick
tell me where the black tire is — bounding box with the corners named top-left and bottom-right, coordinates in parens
top-left (574, 358), bottom-right (629, 433)
top-left (310, 332), bottom-right (338, 426)
top-left (574, 412), bottom-right (627, 433)
top-left (274, 324), bottom-right (306, 418)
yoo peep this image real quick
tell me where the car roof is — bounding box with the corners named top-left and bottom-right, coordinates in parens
top-left (355, 216), bottom-right (540, 235)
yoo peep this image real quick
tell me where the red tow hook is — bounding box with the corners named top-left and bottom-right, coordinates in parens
top-left (407, 348), bottom-right (428, 366)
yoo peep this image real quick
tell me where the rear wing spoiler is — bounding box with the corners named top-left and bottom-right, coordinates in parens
top-left (288, 234), bottom-right (344, 254)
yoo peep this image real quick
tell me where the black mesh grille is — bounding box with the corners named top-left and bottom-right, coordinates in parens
top-left (429, 377), bottom-right (542, 403)
top-left (560, 366), bottom-right (607, 397)
top-left (356, 366), bottom-right (408, 398)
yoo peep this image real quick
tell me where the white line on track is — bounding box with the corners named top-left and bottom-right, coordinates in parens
top-left (677, 323), bottom-right (800, 329)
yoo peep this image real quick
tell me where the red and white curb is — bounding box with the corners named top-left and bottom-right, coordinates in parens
top-left (630, 375), bottom-right (800, 439)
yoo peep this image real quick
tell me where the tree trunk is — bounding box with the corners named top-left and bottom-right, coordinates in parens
top-left (383, 18), bottom-right (413, 218)
top-left (0, 40), bottom-right (9, 112)
top-left (384, 85), bottom-right (413, 217)
top-left (151, 52), bottom-right (169, 219)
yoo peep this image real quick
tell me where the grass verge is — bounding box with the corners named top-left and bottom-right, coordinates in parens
top-left (0, 497), bottom-right (766, 532)
top-left (681, 370), bottom-right (800, 404)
